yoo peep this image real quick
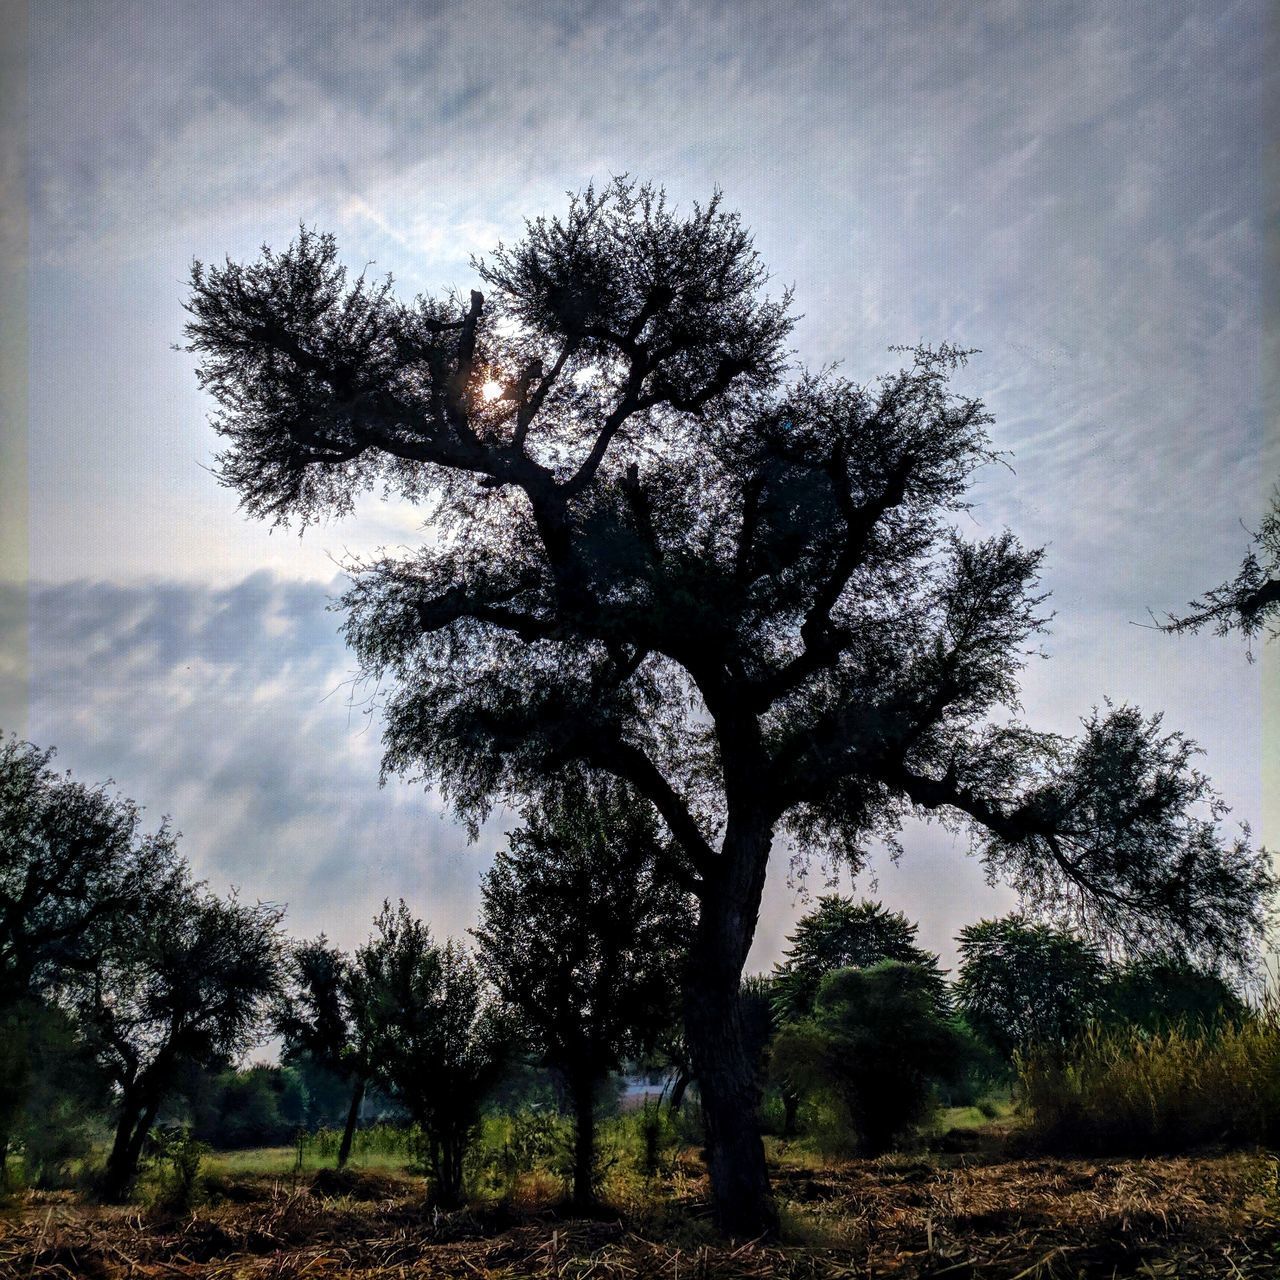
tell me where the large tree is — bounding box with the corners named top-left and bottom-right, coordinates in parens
top-left (473, 778), bottom-right (692, 1209)
top-left (183, 180), bottom-right (1274, 1235)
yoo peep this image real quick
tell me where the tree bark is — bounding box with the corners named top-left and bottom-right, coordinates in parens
top-left (570, 1073), bottom-right (597, 1210)
top-left (683, 817), bottom-right (778, 1238)
top-left (337, 1076), bottom-right (365, 1169)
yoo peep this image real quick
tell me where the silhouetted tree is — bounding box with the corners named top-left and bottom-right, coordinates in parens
top-left (1, 737), bottom-right (186, 1180)
top-left (954, 914), bottom-right (1107, 1061)
top-left (772, 961), bottom-right (967, 1154)
top-left (0, 736), bottom-right (184, 1005)
top-left (771, 898), bottom-right (946, 1134)
top-left (69, 878), bottom-right (284, 1200)
top-left (352, 902), bottom-right (506, 1208)
top-left (184, 179), bottom-right (1274, 1235)
top-left (473, 779), bottom-right (691, 1209)
top-left (1160, 491), bottom-right (1280, 653)
top-left (276, 937), bottom-right (371, 1167)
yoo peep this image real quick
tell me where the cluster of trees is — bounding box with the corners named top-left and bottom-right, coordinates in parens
top-left (754, 897), bottom-right (1248, 1155)
top-left (1, 719), bottom-right (1256, 1214)
top-left (0, 748), bottom-right (693, 1211)
top-left (0, 738), bottom-right (283, 1199)
top-left (2, 180), bottom-right (1270, 1237)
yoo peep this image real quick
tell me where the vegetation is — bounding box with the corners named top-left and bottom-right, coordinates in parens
top-left (275, 936), bottom-right (373, 1167)
top-left (1019, 1002), bottom-right (1280, 1154)
top-left (351, 901), bottom-right (508, 1208)
top-left (472, 779), bottom-right (692, 1209)
top-left (1160, 489), bottom-right (1280, 650)
top-left (181, 179), bottom-right (1274, 1234)
top-left (68, 879), bottom-right (284, 1200)
top-left (954, 914), bottom-right (1107, 1061)
top-left (772, 962), bottom-right (969, 1155)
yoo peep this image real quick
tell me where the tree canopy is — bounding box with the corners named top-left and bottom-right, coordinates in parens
top-left (772, 897), bottom-right (948, 1022)
top-left (1, 736), bottom-right (184, 1003)
top-left (954, 914), bottom-right (1107, 1061)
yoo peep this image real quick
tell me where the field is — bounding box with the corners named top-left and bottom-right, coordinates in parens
top-left (3, 1137), bottom-right (1277, 1279)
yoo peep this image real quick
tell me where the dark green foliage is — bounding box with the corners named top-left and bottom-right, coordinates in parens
top-left (67, 878), bottom-right (284, 1200)
top-left (472, 778), bottom-right (692, 1207)
top-left (955, 915), bottom-right (1107, 1061)
top-left (772, 897), bottom-right (948, 1021)
top-left (191, 1064), bottom-right (309, 1149)
top-left (0, 999), bottom-right (106, 1189)
top-left (1102, 954), bottom-right (1246, 1034)
top-left (276, 937), bottom-right (373, 1166)
top-left (150, 1126), bottom-right (209, 1211)
top-left (183, 179), bottom-right (1274, 1235)
top-left (353, 902), bottom-right (507, 1208)
top-left (772, 961), bottom-right (968, 1154)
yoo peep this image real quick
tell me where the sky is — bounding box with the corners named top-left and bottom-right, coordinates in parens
top-left (1, 0), bottom-right (1275, 975)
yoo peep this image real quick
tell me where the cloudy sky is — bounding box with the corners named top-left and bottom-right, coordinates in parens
top-left (1, 0), bottom-right (1274, 972)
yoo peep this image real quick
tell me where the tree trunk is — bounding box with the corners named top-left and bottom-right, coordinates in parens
top-left (570, 1073), bottom-right (597, 1210)
top-left (337, 1076), bottom-right (365, 1169)
top-left (782, 1091), bottom-right (799, 1138)
top-left (668, 1068), bottom-right (692, 1113)
top-left (683, 817), bottom-right (778, 1238)
top-left (102, 1091), bottom-right (161, 1202)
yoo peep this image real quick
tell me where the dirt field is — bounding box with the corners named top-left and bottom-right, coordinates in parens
top-left (2, 1150), bottom-right (1276, 1278)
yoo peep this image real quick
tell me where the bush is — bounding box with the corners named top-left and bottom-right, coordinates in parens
top-left (150, 1126), bottom-right (209, 1212)
top-left (1018, 1003), bottom-right (1280, 1153)
top-left (772, 961), bottom-right (969, 1154)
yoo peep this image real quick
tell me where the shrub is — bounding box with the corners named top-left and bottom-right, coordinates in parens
top-left (150, 1126), bottom-right (209, 1212)
top-left (772, 961), bottom-right (969, 1154)
top-left (1018, 1002), bottom-right (1280, 1153)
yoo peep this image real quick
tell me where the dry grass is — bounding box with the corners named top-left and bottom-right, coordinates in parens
top-left (1, 1149), bottom-right (1276, 1278)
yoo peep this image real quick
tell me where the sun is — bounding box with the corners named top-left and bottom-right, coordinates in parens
top-left (480, 379), bottom-right (504, 403)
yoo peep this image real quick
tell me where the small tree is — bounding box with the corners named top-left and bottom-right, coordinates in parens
top-left (473, 780), bottom-right (691, 1209)
top-left (771, 898), bottom-right (946, 1134)
top-left (353, 902), bottom-right (506, 1208)
top-left (954, 914), bottom-right (1107, 1062)
top-left (70, 879), bottom-right (284, 1200)
top-left (772, 961), bottom-right (966, 1154)
top-left (276, 937), bottom-right (371, 1167)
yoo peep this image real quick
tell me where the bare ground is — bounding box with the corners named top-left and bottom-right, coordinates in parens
top-left (1, 1149), bottom-right (1276, 1278)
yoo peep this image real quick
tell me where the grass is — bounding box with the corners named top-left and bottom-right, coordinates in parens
top-left (1018, 1005), bottom-right (1280, 1154)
